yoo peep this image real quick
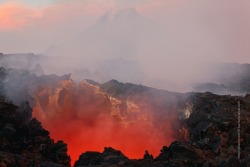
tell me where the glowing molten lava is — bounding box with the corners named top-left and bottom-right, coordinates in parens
top-left (32, 80), bottom-right (182, 164)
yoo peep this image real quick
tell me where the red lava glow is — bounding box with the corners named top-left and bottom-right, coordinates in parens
top-left (33, 107), bottom-right (175, 165)
top-left (32, 83), bottom-right (179, 165)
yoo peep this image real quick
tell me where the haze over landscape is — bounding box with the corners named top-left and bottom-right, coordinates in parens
top-left (0, 1), bottom-right (250, 166)
top-left (1, 0), bottom-right (250, 91)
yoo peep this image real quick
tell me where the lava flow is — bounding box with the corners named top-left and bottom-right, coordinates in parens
top-left (32, 79), bottom-right (182, 164)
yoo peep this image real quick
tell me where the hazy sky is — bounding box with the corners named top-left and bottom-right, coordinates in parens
top-left (0, 0), bottom-right (250, 91)
top-left (0, 0), bottom-right (249, 61)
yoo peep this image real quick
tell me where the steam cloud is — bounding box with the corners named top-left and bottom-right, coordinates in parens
top-left (1, 0), bottom-right (250, 165)
top-left (31, 79), bottom-right (181, 163)
top-left (0, 0), bottom-right (250, 92)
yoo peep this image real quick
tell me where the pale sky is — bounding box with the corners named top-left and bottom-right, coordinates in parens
top-left (0, 0), bottom-right (249, 63)
top-left (0, 0), bottom-right (56, 7)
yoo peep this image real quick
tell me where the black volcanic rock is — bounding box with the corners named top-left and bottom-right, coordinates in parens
top-left (0, 96), bottom-right (70, 166)
top-left (74, 151), bottom-right (102, 166)
top-left (1, 67), bottom-right (250, 166)
top-left (180, 92), bottom-right (250, 166)
top-left (74, 91), bottom-right (250, 167)
top-left (100, 79), bottom-right (149, 99)
top-left (155, 146), bottom-right (170, 161)
top-left (74, 147), bottom-right (128, 167)
top-left (143, 150), bottom-right (153, 160)
top-left (169, 142), bottom-right (203, 161)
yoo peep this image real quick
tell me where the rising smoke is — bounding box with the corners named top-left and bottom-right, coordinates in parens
top-left (1, 0), bottom-right (250, 165)
top-left (31, 79), bottom-right (184, 163)
top-left (1, 0), bottom-right (250, 92)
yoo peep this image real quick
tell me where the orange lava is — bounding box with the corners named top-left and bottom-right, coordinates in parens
top-left (33, 106), bottom-right (174, 165)
top-left (32, 83), bottom-right (178, 165)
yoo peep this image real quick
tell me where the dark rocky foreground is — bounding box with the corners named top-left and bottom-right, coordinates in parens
top-left (74, 92), bottom-right (250, 167)
top-left (0, 66), bottom-right (250, 166)
top-left (2, 92), bottom-right (249, 166)
top-left (0, 96), bottom-right (70, 167)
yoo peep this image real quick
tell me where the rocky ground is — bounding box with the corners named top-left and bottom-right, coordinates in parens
top-left (74, 93), bottom-right (250, 167)
top-left (0, 96), bottom-right (70, 167)
top-left (0, 67), bottom-right (250, 166)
